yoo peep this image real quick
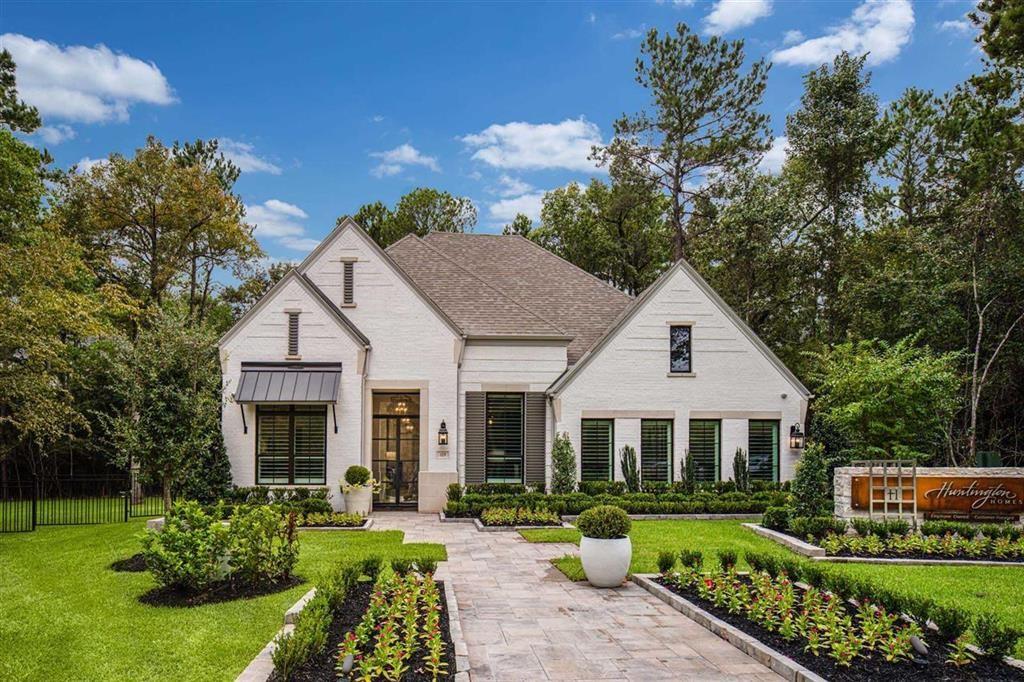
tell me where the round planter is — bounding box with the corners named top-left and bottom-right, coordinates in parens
top-left (343, 487), bottom-right (373, 516)
top-left (580, 535), bottom-right (632, 588)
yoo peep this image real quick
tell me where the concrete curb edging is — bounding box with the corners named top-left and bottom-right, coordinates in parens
top-left (438, 511), bottom-right (476, 524)
top-left (747, 523), bottom-right (1024, 567)
top-left (236, 578), bottom-right (469, 681)
top-left (743, 523), bottom-right (825, 557)
top-left (630, 574), bottom-right (827, 682)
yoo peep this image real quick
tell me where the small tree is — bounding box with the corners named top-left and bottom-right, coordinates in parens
top-left (550, 432), bottom-right (577, 494)
top-left (619, 445), bottom-right (640, 493)
top-left (791, 442), bottom-right (831, 517)
top-left (681, 448), bottom-right (697, 492)
top-left (732, 448), bottom-right (749, 493)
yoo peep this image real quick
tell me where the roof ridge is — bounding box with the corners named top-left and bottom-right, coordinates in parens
top-left (298, 272), bottom-right (371, 346)
top-left (508, 234), bottom-right (633, 301)
top-left (384, 232), bottom-right (423, 253)
top-left (409, 235), bottom-right (569, 336)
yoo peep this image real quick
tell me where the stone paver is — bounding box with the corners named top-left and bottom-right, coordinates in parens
top-left (372, 512), bottom-right (781, 681)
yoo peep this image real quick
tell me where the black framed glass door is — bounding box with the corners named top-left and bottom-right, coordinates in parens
top-left (372, 392), bottom-right (420, 506)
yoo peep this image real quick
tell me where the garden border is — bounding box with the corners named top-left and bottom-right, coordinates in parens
top-left (472, 517), bottom-right (570, 533)
top-left (745, 523), bottom-right (1024, 567)
top-left (146, 517), bottom-right (373, 532)
top-left (564, 513), bottom-right (762, 522)
top-left (235, 577), bottom-right (470, 682)
top-left (630, 574), bottom-right (827, 682)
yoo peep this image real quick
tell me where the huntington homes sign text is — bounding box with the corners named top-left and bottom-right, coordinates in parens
top-left (851, 476), bottom-right (1024, 516)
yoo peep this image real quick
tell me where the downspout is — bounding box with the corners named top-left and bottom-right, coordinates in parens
top-left (456, 335), bottom-right (466, 485)
top-left (546, 393), bottom-right (557, 493)
top-left (361, 345), bottom-right (371, 471)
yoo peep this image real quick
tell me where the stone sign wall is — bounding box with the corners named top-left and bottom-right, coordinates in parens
top-left (834, 466), bottom-right (1024, 523)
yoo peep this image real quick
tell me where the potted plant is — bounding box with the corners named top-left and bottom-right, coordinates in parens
top-left (341, 465), bottom-right (376, 516)
top-left (576, 504), bottom-right (632, 588)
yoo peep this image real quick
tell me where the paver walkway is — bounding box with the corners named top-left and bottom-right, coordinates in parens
top-left (372, 512), bottom-right (781, 681)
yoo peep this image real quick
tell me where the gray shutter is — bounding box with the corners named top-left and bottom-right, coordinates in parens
top-left (524, 392), bottom-right (547, 487)
top-left (288, 313), bottom-right (299, 355)
top-left (464, 392), bottom-right (486, 484)
top-left (343, 261), bottom-right (354, 304)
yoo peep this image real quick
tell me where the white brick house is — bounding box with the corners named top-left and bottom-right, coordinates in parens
top-left (219, 218), bottom-right (811, 512)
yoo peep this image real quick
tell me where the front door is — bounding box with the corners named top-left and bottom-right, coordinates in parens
top-left (371, 392), bottom-right (420, 506)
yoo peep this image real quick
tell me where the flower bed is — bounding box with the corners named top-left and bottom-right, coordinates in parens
top-left (654, 550), bottom-right (1024, 681)
top-left (479, 507), bottom-right (561, 527)
top-left (271, 558), bottom-right (454, 681)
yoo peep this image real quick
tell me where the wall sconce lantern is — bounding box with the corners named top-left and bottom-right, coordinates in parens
top-left (438, 420), bottom-right (449, 446)
top-left (789, 423), bottom-right (806, 450)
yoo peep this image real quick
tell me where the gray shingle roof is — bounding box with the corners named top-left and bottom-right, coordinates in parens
top-left (386, 233), bottom-right (632, 364)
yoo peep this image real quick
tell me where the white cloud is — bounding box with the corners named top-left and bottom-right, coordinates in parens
top-left (36, 124), bottom-right (75, 145)
top-left (587, 12), bottom-right (597, 24)
top-left (369, 143), bottom-right (440, 178)
top-left (371, 114), bottom-right (384, 123)
top-left (218, 138), bottom-right (282, 175)
top-left (655, 0), bottom-right (697, 7)
top-left (461, 117), bottom-right (604, 173)
top-left (759, 136), bottom-right (788, 174)
top-left (612, 25), bottom-right (646, 40)
top-left (245, 199), bottom-right (317, 252)
top-left (488, 191), bottom-right (547, 223)
top-left (704, 0), bottom-right (773, 35)
top-left (74, 157), bottom-right (107, 173)
top-left (783, 29), bottom-right (805, 45)
top-left (0, 33), bottom-right (174, 123)
top-left (772, 0), bottom-right (915, 67)
top-left (938, 19), bottom-right (972, 35)
top-left (495, 174), bottom-right (533, 197)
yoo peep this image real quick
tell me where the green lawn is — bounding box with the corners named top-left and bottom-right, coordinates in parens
top-left (522, 520), bottom-right (1024, 655)
top-left (0, 521), bottom-right (446, 681)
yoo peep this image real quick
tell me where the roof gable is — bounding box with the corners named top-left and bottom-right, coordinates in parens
top-left (547, 259), bottom-right (812, 398)
top-left (297, 217), bottom-right (464, 338)
top-left (219, 268), bottom-right (369, 349)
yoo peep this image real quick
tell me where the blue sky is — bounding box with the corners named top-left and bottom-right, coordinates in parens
top-left (2, 0), bottom-right (981, 261)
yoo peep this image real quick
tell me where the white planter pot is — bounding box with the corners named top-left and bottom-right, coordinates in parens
top-left (580, 535), bottom-right (632, 588)
top-left (343, 487), bottom-right (373, 516)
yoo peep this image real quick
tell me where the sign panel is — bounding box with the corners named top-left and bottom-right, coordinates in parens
top-left (851, 476), bottom-right (1024, 516)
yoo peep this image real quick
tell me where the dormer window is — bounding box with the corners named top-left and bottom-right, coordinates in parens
top-left (670, 325), bottom-right (691, 373)
top-left (342, 260), bottom-right (355, 306)
top-left (287, 312), bottom-right (300, 357)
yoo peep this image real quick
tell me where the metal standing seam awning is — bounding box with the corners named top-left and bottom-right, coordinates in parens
top-left (234, 362), bottom-right (342, 433)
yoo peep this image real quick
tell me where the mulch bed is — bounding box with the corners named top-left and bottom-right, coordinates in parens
top-left (139, 575), bottom-right (304, 607)
top-left (275, 579), bottom-right (455, 682)
top-left (656, 575), bottom-right (1024, 682)
top-left (110, 553), bottom-right (147, 572)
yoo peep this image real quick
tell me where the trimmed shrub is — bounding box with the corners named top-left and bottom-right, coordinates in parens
top-left (717, 549), bottom-right (737, 571)
top-left (679, 549), bottom-right (703, 569)
top-left (271, 589), bottom-right (332, 677)
top-left (446, 483), bottom-right (464, 502)
top-left (850, 517), bottom-right (910, 539)
top-left (790, 442), bottom-right (831, 517)
top-left (619, 446), bottom-right (640, 493)
top-left (779, 557), bottom-right (804, 581)
top-left (641, 481), bottom-right (671, 495)
top-left (550, 432), bottom-right (577, 494)
top-left (344, 465), bottom-right (371, 486)
top-left (732, 448), bottom-right (749, 493)
top-left (142, 501), bottom-right (230, 592)
top-left (390, 558), bottom-right (413, 575)
top-left (465, 482), bottom-right (528, 496)
top-left (480, 507), bottom-right (560, 527)
top-left (974, 613), bottom-right (1021, 658)
top-left (762, 506), bottom-right (791, 532)
top-left (579, 480), bottom-right (627, 496)
top-left (931, 604), bottom-right (972, 639)
top-left (360, 556), bottom-right (382, 579)
top-left (576, 505), bottom-right (631, 539)
top-left (657, 550), bottom-right (676, 574)
top-left (789, 516), bottom-right (847, 541)
top-left (417, 556), bottom-right (439, 575)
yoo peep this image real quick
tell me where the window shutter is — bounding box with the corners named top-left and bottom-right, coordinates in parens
top-left (748, 420), bottom-right (779, 482)
top-left (581, 419), bottom-right (614, 481)
top-left (524, 393), bottom-right (546, 486)
top-left (343, 261), bottom-right (354, 305)
top-left (688, 419), bottom-right (720, 482)
top-left (464, 392), bottom-right (485, 484)
top-left (641, 419), bottom-right (673, 482)
top-left (485, 393), bottom-right (524, 482)
top-left (288, 312), bottom-right (299, 356)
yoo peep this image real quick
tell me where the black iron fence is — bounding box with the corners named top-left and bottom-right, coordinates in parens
top-left (0, 472), bottom-right (165, 533)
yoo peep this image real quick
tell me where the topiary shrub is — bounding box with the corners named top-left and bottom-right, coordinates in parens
top-left (657, 550), bottom-right (676, 574)
top-left (360, 556), bottom-right (382, 579)
top-left (791, 442), bottom-right (831, 517)
top-left (762, 506), bottom-right (791, 532)
top-left (576, 504), bottom-right (631, 539)
top-left (550, 432), bottom-right (577, 494)
top-left (619, 446), bottom-right (640, 493)
top-left (717, 549), bottom-right (737, 571)
top-left (679, 549), bottom-right (703, 570)
top-left (344, 465), bottom-right (371, 486)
